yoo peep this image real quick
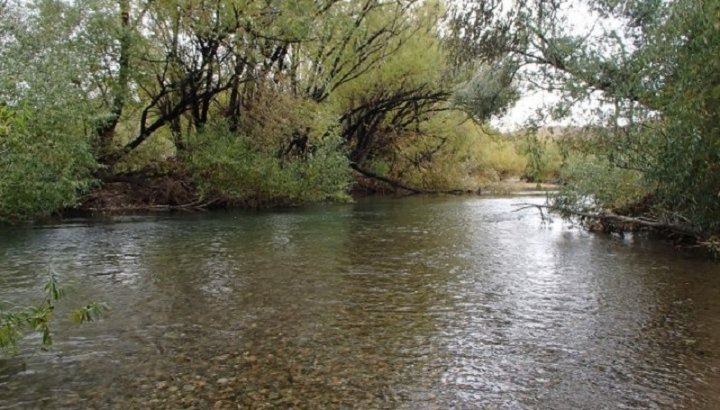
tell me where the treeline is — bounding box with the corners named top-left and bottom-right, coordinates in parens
top-left (0, 0), bottom-right (521, 220)
top-left (2, 0), bottom-right (719, 249)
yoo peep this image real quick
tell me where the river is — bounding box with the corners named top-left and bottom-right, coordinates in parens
top-left (1, 196), bottom-right (719, 409)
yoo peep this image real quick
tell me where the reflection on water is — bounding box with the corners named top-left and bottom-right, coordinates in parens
top-left (1, 196), bottom-right (719, 409)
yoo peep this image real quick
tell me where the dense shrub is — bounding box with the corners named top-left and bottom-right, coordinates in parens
top-left (0, 107), bottom-right (96, 221)
top-left (554, 154), bottom-right (650, 214)
top-left (184, 123), bottom-right (351, 206)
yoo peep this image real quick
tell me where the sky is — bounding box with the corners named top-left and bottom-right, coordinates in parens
top-left (488, 0), bottom-right (626, 131)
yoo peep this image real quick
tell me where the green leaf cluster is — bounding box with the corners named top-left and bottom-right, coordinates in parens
top-left (0, 272), bottom-right (107, 355)
top-left (185, 121), bottom-right (351, 205)
top-left (0, 105), bottom-right (96, 222)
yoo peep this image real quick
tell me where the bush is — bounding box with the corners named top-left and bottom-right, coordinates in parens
top-left (184, 123), bottom-right (351, 206)
top-left (0, 106), bottom-right (96, 222)
top-left (475, 135), bottom-right (527, 181)
top-left (519, 134), bottom-right (563, 183)
top-left (553, 154), bottom-right (650, 214)
top-left (370, 112), bottom-right (529, 190)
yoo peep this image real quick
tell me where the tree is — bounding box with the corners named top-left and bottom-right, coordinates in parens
top-left (0, 0), bottom-right (102, 220)
top-left (0, 0), bottom-right (526, 218)
top-left (452, 0), bottom-right (720, 235)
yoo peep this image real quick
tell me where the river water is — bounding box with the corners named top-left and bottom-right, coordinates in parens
top-left (0, 196), bottom-right (719, 409)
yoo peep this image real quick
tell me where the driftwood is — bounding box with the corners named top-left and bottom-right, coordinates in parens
top-left (83, 198), bottom-right (217, 213)
top-left (350, 164), bottom-right (478, 195)
top-left (514, 203), bottom-right (702, 239)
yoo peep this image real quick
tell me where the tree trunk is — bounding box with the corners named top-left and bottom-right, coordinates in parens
top-left (96, 0), bottom-right (130, 163)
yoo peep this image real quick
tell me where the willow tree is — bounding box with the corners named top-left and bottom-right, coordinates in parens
top-left (296, 1), bottom-right (492, 188)
top-left (0, 0), bottom-right (112, 220)
top-left (452, 0), bottom-right (720, 236)
top-left (0, 0), bottom-right (526, 218)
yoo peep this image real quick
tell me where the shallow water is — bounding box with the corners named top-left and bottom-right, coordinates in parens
top-left (0, 196), bottom-right (719, 409)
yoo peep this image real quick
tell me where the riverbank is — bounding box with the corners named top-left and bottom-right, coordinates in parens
top-left (56, 173), bottom-right (720, 258)
top-left (478, 178), bottom-right (558, 195)
top-left (74, 172), bottom-right (558, 214)
top-left (76, 170), bottom-right (303, 213)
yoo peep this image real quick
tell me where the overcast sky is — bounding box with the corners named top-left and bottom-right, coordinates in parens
top-left (489, 0), bottom-right (624, 131)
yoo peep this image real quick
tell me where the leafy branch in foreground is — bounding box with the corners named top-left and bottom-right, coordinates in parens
top-left (0, 272), bottom-right (108, 355)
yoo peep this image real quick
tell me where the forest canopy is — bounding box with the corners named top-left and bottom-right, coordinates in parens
top-left (0, 0), bottom-right (521, 218)
top-left (1, 0), bottom-right (718, 246)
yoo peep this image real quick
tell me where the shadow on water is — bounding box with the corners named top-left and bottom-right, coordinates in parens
top-left (0, 196), bottom-right (719, 409)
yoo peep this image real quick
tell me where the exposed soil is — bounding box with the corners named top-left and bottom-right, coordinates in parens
top-left (76, 171), bottom-right (556, 214)
top-left (78, 170), bottom-right (199, 212)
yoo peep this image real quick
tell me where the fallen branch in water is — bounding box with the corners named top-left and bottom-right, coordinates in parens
top-left (513, 203), bottom-right (553, 222)
top-left (83, 198), bottom-right (217, 212)
top-left (350, 164), bottom-right (478, 195)
top-left (513, 203), bottom-right (702, 238)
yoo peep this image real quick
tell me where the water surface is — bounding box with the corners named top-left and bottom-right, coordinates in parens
top-left (1, 196), bottom-right (719, 409)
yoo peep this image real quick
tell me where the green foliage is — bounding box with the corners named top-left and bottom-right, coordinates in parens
top-left (554, 154), bottom-right (650, 214)
top-left (322, 4), bottom-right (525, 192)
top-left (383, 114), bottom-right (481, 190)
top-left (0, 106), bottom-right (96, 222)
top-left (0, 0), bottom-right (531, 218)
top-left (0, 0), bottom-right (104, 221)
top-left (452, 0), bottom-right (720, 234)
top-left (70, 303), bottom-right (109, 324)
top-left (0, 272), bottom-right (108, 355)
top-left (185, 122), bottom-right (351, 205)
top-left (453, 59), bottom-right (520, 122)
top-left (593, 0), bottom-right (720, 231)
top-left (633, 0), bottom-right (720, 232)
top-left (475, 139), bottom-right (527, 181)
top-left (520, 135), bottom-right (548, 183)
top-left (361, 111), bottom-right (530, 190)
top-left (519, 134), bottom-right (563, 183)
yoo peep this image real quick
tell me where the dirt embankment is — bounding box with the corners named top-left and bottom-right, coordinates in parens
top-left (77, 172), bottom-right (557, 214)
top-left (78, 170), bottom-right (200, 212)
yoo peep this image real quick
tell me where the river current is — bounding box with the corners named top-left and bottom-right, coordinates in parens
top-left (0, 196), bottom-right (719, 409)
